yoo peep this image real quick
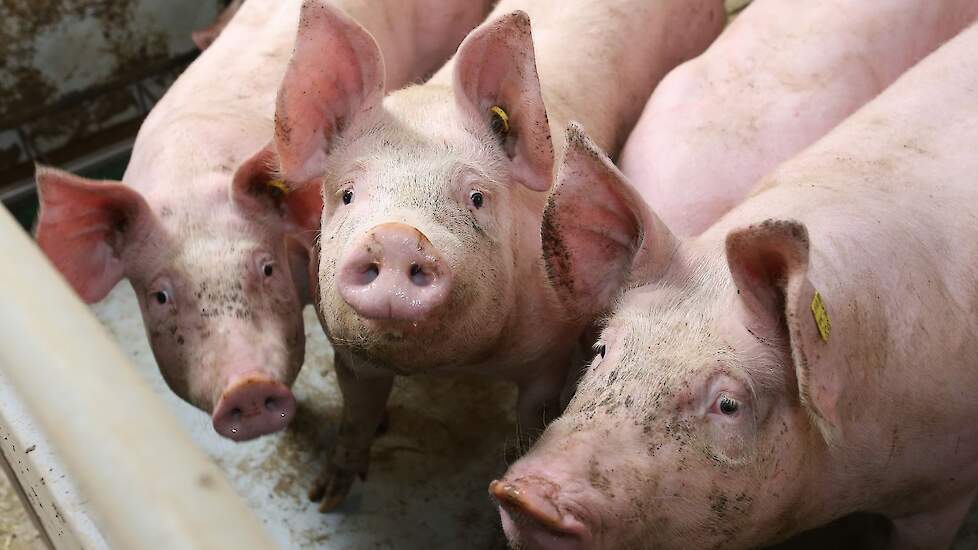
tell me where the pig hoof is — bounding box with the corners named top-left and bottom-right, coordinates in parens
top-left (309, 464), bottom-right (361, 512)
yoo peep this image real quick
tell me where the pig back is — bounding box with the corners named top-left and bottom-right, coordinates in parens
top-left (124, 0), bottom-right (301, 191)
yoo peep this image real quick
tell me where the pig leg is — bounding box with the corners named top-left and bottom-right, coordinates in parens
top-left (309, 356), bottom-right (393, 512)
top-left (888, 491), bottom-right (976, 550)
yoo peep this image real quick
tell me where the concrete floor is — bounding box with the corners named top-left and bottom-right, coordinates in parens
top-left (0, 476), bottom-right (43, 550)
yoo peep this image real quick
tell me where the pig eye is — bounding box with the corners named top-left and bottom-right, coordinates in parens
top-left (596, 344), bottom-right (606, 358)
top-left (717, 395), bottom-right (740, 416)
top-left (262, 263), bottom-right (274, 277)
top-left (342, 189), bottom-right (354, 205)
top-left (469, 191), bottom-right (485, 209)
top-left (154, 290), bottom-right (170, 305)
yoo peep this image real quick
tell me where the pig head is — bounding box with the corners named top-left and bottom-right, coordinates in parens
top-left (492, 126), bottom-right (850, 549)
top-left (34, 148), bottom-right (321, 441)
top-left (274, 10), bottom-right (558, 374)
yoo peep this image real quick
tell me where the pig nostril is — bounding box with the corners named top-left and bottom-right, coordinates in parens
top-left (230, 407), bottom-right (242, 420)
top-left (362, 262), bottom-right (380, 284)
top-left (264, 397), bottom-right (277, 411)
top-left (409, 263), bottom-right (432, 287)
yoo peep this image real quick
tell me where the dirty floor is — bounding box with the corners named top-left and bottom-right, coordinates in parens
top-left (0, 476), bottom-right (43, 550)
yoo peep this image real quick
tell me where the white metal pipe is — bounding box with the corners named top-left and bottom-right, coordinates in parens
top-left (0, 207), bottom-right (277, 549)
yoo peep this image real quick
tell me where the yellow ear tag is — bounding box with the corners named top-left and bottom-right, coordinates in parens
top-left (810, 291), bottom-right (831, 342)
top-left (266, 178), bottom-right (290, 196)
top-left (489, 105), bottom-right (510, 135)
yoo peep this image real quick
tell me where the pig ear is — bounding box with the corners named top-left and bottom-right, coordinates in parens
top-left (232, 144), bottom-right (324, 247)
top-left (274, 1), bottom-right (385, 183)
top-left (453, 11), bottom-right (553, 191)
top-left (725, 220), bottom-right (841, 437)
top-left (542, 123), bottom-right (678, 319)
top-left (34, 166), bottom-right (152, 303)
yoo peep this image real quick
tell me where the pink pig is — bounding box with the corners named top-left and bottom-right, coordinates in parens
top-left (272, 0), bottom-right (725, 511)
top-left (34, 0), bottom-right (495, 441)
top-left (622, 0), bottom-right (978, 236)
top-left (492, 21), bottom-right (978, 550)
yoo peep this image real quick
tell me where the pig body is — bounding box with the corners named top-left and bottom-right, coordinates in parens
top-left (495, 21), bottom-right (978, 550)
top-left (274, 0), bottom-right (724, 510)
top-left (622, 0), bottom-right (978, 236)
top-left (35, 0), bottom-right (495, 441)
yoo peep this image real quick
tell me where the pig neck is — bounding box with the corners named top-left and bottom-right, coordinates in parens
top-left (499, 185), bottom-right (579, 373)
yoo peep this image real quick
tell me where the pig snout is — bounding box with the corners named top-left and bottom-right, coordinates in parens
top-left (337, 222), bottom-right (452, 321)
top-left (212, 374), bottom-right (296, 441)
top-left (490, 478), bottom-right (592, 550)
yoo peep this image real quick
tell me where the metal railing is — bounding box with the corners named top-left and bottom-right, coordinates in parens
top-left (0, 208), bottom-right (276, 549)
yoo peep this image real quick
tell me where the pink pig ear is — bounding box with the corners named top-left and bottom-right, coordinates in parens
top-left (542, 123), bottom-right (677, 319)
top-left (34, 166), bottom-right (152, 303)
top-left (232, 144), bottom-right (324, 250)
top-left (453, 11), bottom-right (553, 191)
top-left (274, 1), bottom-right (386, 183)
top-left (725, 220), bottom-right (841, 437)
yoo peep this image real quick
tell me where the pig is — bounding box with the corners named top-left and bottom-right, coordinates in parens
top-left (272, 0), bottom-right (725, 510)
top-left (491, 19), bottom-right (978, 550)
top-left (34, 0), bottom-right (496, 442)
top-left (621, 0), bottom-right (978, 236)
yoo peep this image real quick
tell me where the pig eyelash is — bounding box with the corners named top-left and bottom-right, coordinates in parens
top-left (709, 393), bottom-right (745, 418)
top-left (718, 396), bottom-right (740, 415)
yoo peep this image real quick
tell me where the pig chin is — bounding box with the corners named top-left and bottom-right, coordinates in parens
top-left (321, 284), bottom-right (504, 373)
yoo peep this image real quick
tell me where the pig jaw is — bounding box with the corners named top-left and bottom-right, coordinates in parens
top-left (314, 88), bottom-right (556, 373)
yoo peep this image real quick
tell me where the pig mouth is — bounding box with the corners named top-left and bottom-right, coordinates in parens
top-left (361, 315), bottom-right (438, 336)
top-left (490, 478), bottom-right (593, 548)
top-left (337, 307), bottom-right (451, 346)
